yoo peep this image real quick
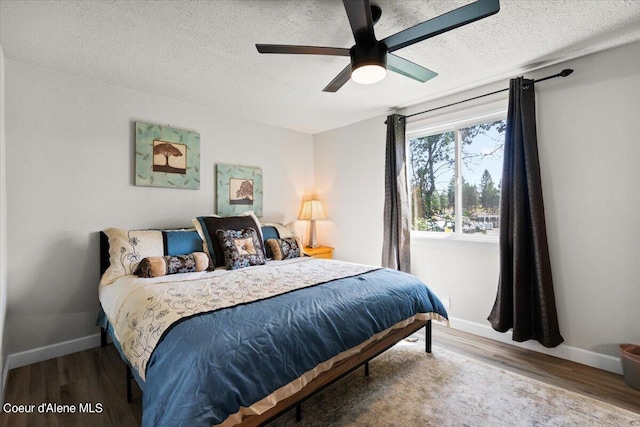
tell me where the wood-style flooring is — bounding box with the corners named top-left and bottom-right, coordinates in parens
top-left (434, 325), bottom-right (640, 415)
top-left (1, 325), bottom-right (638, 426)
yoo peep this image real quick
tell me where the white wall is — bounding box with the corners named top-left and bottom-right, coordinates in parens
top-left (4, 60), bottom-right (314, 355)
top-left (0, 45), bottom-right (8, 400)
top-left (314, 115), bottom-right (387, 264)
top-left (314, 41), bottom-right (640, 372)
top-left (533, 43), bottom-right (639, 358)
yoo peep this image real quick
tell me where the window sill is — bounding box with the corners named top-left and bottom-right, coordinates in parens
top-left (410, 231), bottom-right (499, 251)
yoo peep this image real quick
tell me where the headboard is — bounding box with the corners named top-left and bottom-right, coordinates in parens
top-left (100, 231), bottom-right (110, 277)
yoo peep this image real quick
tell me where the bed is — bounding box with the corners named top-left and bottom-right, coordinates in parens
top-left (97, 215), bottom-right (448, 426)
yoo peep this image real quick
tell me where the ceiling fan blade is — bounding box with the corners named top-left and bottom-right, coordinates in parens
top-left (383, 0), bottom-right (500, 52)
top-left (323, 65), bottom-right (352, 92)
top-left (342, 0), bottom-right (375, 44)
top-left (256, 44), bottom-right (350, 56)
top-left (387, 54), bottom-right (438, 83)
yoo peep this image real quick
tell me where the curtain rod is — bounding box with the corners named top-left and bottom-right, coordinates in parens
top-left (399, 68), bottom-right (574, 121)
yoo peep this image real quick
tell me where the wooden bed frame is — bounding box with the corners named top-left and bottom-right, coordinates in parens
top-left (242, 319), bottom-right (431, 426)
top-left (98, 231), bottom-right (433, 425)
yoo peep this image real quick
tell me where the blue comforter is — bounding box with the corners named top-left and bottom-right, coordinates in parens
top-left (141, 268), bottom-right (447, 426)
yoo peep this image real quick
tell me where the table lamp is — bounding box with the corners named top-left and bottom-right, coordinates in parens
top-left (298, 200), bottom-right (327, 248)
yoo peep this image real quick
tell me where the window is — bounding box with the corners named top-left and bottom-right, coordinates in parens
top-left (407, 113), bottom-right (506, 237)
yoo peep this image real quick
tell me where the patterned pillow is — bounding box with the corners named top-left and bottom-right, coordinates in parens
top-left (265, 237), bottom-right (301, 260)
top-left (260, 221), bottom-right (298, 258)
top-left (134, 252), bottom-right (210, 278)
top-left (216, 228), bottom-right (266, 270)
top-left (193, 212), bottom-right (264, 268)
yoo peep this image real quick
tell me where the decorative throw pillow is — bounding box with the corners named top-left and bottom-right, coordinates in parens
top-left (193, 212), bottom-right (264, 268)
top-left (134, 252), bottom-right (210, 278)
top-left (265, 237), bottom-right (301, 260)
top-left (215, 228), bottom-right (266, 270)
top-left (260, 221), bottom-right (300, 259)
top-left (100, 228), bottom-right (165, 285)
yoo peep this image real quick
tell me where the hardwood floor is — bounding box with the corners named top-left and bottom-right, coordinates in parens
top-left (431, 325), bottom-right (640, 416)
top-left (1, 325), bottom-right (638, 426)
top-left (0, 344), bottom-right (142, 427)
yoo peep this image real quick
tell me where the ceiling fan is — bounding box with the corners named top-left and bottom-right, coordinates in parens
top-left (256, 0), bottom-right (500, 92)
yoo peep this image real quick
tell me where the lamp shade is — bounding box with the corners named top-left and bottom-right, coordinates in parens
top-left (298, 200), bottom-right (327, 221)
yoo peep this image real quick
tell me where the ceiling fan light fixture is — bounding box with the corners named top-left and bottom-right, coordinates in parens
top-left (349, 41), bottom-right (388, 85)
top-left (351, 64), bottom-right (387, 84)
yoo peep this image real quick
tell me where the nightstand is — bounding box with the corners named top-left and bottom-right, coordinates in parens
top-left (303, 246), bottom-right (334, 259)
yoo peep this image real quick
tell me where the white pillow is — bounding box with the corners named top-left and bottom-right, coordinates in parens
top-left (100, 228), bottom-right (164, 285)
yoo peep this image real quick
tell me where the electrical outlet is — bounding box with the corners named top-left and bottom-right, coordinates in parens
top-left (441, 296), bottom-right (451, 310)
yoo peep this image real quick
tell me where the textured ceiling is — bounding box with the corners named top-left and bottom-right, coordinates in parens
top-left (2, 0), bottom-right (640, 134)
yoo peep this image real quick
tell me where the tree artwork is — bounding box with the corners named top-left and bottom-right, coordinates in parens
top-left (155, 143), bottom-right (181, 166)
top-left (229, 178), bottom-right (254, 205)
top-left (236, 180), bottom-right (254, 200)
top-left (152, 140), bottom-right (187, 174)
top-left (135, 122), bottom-right (200, 189)
top-left (216, 164), bottom-right (263, 216)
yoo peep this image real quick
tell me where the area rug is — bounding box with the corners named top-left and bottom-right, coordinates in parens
top-left (267, 335), bottom-right (640, 426)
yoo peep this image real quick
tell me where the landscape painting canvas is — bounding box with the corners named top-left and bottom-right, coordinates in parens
top-left (217, 164), bottom-right (263, 217)
top-left (135, 122), bottom-right (200, 189)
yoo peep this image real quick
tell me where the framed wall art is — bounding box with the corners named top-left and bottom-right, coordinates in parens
top-left (135, 121), bottom-right (200, 189)
top-left (216, 164), bottom-right (263, 217)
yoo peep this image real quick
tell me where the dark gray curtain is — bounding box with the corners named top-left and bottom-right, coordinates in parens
top-left (488, 78), bottom-right (564, 348)
top-left (382, 114), bottom-right (411, 272)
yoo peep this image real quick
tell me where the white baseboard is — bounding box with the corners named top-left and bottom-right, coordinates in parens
top-left (447, 317), bottom-right (623, 375)
top-left (6, 333), bottom-right (101, 371)
top-left (1, 319), bottom-right (624, 383)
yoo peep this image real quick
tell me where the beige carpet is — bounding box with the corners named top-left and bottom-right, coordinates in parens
top-left (268, 336), bottom-right (640, 426)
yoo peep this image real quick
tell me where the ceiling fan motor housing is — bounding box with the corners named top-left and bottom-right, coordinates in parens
top-left (350, 41), bottom-right (388, 71)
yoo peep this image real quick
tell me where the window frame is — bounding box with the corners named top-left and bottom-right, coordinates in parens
top-left (406, 108), bottom-right (507, 243)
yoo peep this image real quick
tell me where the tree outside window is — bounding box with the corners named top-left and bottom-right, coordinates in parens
top-left (408, 117), bottom-right (506, 235)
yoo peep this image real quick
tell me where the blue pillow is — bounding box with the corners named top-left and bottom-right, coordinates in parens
top-left (163, 230), bottom-right (203, 256)
top-left (261, 226), bottom-right (279, 240)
